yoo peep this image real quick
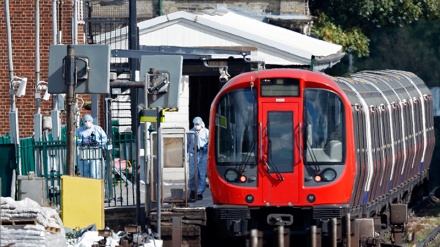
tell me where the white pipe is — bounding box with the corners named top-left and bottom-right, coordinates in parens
top-left (5, 0), bottom-right (21, 194)
top-left (72, 0), bottom-right (78, 44)
top-left (5, 0), bottom-right (16, 110)
top-left (52, 0), bottom-right (58, 45)
top-left (35, 0), bottom-right (42, 133)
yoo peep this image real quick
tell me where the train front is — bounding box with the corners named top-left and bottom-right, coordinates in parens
top-left (206, 69), bottom-right (356, 244)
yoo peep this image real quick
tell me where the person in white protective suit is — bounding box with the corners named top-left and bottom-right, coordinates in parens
top-left (75, 114), bottom-right (108, 178)
top-left (187, 116), bottom-right (209, 201)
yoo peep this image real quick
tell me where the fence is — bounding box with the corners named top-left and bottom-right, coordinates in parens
top-left (2, 130), bottom-right (140, 208)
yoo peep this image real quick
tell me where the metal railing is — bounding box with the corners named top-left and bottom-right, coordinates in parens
top-left (1, 129), bottom-right (139, 208)
top-left (104, 131), bottom-right (138, 207)
top-left (4, 126), bottom-right (192, 211)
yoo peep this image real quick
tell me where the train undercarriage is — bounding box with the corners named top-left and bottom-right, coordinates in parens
top-left (204, 174), bottom-right (429, 247)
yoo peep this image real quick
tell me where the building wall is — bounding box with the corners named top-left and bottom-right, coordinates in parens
top-left (0, 1), bottom-right (101, 138)
top-left (0, 1), bottom-right (77, 137)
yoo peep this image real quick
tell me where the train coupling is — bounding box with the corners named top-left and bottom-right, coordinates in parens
top-left (267, 214), bottom-right (293, 226)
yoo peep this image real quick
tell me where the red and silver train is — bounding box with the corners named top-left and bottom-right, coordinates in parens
top-left (205, 69), bottom-right (434, 246)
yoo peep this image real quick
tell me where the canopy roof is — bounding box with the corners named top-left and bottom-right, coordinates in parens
top-left (101, 9), bottom-right (345, 70)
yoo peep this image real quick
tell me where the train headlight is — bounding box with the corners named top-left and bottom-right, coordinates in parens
top-left (321, 168), bottom-right (337, 182)
top-left (225, 169), bottom-right (239, 182)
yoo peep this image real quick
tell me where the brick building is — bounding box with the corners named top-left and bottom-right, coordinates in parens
top-left (0, 1), bottom-right (79, 138)
top-left (0, 0), bottom-right (311, 138)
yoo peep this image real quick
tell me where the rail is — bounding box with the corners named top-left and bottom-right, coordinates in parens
top-left (416, 225), bottom-right (440, 247)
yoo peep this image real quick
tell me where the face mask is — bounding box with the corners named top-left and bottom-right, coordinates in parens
top-left (84, 121), bottom-right (92, 129)
top-left (195, 125), bottom-right (202, 131)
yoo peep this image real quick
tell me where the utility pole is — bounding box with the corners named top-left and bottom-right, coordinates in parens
top-left (65, 45), bottom-right (76, 176)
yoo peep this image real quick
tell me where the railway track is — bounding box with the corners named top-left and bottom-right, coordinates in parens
top-left (416, 225), bottom-right (440, 247)
top-left (408, 194), bottom-right (440, 247)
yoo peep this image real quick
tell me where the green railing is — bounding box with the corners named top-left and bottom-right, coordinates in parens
top-left (0, 135), bottom-right (11, 144)
top-left (32, 139), bottom-right (65, 205)
top-left (0, 126), bottom-right (140, 208)
top-left (20, 137), bottom-right (35, 175)
top-left (104, 132), bottom-right (136, 206)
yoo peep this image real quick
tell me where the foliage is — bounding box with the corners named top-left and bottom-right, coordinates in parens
top-left (312, 13), bottom-right (370, 57)
top-left (355, 20), bottom-right (440, 87)
top-left (309, 0), bottom-right (440, 58)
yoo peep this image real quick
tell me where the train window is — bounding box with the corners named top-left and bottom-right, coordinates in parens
top-left (260, 78), bottom-right (300, 97)
top-left (215, 89), bottom-right (257, 166)
top-left (267, 111), bottom-right (294, 173)
top-left (303, 89), bottom-right (346, 186)
top-left (304, 89), bottom-right (345, 165)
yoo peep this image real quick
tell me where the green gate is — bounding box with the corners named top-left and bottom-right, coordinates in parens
top-left (0, 144), bottom-right (16, 197)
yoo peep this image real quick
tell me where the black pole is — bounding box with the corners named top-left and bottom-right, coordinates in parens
top-left (129, 0), bottom-right (139, 136)
top-left (136, 117), bottom-right (142, 227)
top-left (105, 98), bottom-right (114, 203)
top-left (128, 0), bottom-right (143, 228)
top-left (156, 107), bottom-right (162, 238)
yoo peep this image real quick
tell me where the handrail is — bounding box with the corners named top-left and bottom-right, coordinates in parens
top-left (259, 122), bottom-right (263, 162)
top-left (298, 122), bottom-right (303, 162)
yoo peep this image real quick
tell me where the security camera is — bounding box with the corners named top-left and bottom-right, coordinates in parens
top-left (37, 82), bottom-right (50, 100)
top-left (43, 90), bottom-right (51, 101)
top-left (16, 77), bottom-right (27, 97)
top-left (219, 68), bottom-right (230, 84)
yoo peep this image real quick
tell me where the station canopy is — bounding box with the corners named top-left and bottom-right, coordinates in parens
top-left (101, 9), bottom-right (345, 71)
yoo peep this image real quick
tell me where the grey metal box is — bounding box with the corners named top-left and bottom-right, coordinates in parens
top-left (17, 175), bottom-right (47, 205)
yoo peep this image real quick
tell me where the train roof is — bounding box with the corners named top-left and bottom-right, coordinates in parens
top-left (333, 70), bottom-right (431, 108)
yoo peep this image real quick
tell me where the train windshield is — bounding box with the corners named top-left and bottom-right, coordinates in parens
top-left (215, 89), bottom-right (257, 165)
top-left (304, 89), bottom-right (345, 164)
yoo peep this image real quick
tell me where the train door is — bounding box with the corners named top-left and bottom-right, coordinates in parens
top-left (260, 102), bottom-right (300, 204)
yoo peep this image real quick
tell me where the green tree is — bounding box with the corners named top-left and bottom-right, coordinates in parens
top-left (310, 0), bottom-right (440, 58)
top-left (312, 13), bottom-right (370, 57)
top-left (357, 20), bottom-right (440, 87)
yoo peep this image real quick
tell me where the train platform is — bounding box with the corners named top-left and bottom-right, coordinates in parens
top-left (161, 180), bottom-right (214, 208)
